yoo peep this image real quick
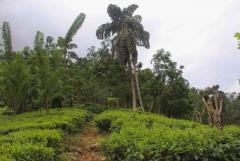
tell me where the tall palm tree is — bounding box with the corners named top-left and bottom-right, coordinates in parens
top-left (2, 22), bottom-right (14, 60)
top-left (2, 22), bottom-right (12, 53)
top-left (96, 4), bottom-right (150, 110)
top-left (33, 31), bottom-right (44, 51)
top-left (58, 13), bottom-right (86, 67)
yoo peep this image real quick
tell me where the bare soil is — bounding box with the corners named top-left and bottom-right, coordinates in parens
top-left (63, 122), bottom-right (107, 161)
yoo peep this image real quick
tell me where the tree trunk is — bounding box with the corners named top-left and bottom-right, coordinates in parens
top-left (150, 100), bottom-right (154, 112)
top-left (133, 65), bottom-right (144, 111)
top-left (130, 69), bottom-right (137, 110)
top-left (45, 96), bottom-right (49, 113)
top-left (128, 58), bottom-right (137, 110)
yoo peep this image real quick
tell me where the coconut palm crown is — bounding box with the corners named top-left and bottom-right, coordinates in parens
top-left (96, 4), bottom-right (150, 65)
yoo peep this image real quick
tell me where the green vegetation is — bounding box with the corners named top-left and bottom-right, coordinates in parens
top-left (95, 110), bottom-right (240, 161)
top-left (0, 4), bottom-right (239, 123)
top-left (0, 2), bottom-right (239, 161)
top-left (234, 32), bottom-right (240, 49)
top-left (83, 103), bottom-right (106, 114)
top-left (97, 4), bottom-right (150, 110)
top-left (0, 108), bottom-right (88, 161)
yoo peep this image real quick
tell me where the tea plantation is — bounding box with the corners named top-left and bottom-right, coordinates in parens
top-left (1, 108), bottom-right (240, 161)
top-left (95, 110), bottom-right (240, 161)
top-left (0, 108), bottom-right (89, 161)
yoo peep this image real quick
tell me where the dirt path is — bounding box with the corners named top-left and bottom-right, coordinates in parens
top-left (68, 122), bottom-right (106, 161)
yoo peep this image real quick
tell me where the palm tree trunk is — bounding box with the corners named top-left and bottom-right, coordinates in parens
top-left (129, 61), bottom-right (137, 110)
top-left (130, 69), bottom-right (137, 110)
top-left (133, 65), bottom-right (144, 111)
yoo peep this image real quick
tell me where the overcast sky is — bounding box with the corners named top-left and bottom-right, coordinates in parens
top-left (0, 0), bottom-right (240, 92)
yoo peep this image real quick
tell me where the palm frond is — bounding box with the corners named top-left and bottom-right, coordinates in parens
top-left (68, 51), bottom-right (78, 59)
top-left (135, 30), bottom-right (150, 49)
top-left (67, 43), bottom-right (78, 49)
top-left (234, 32), bottom-right (240, 39)
top-left (46, 36), bottom-right (54, 44)
top-left (65, 13), bottom-right (86, 44)
top-left (107, 4), bottom-right (122, 22)
top-left (96, 23), bottom-right (115, 39)
top-left (235, 32), bottom-right (240, 49)
top-left (122, 4), bottom-right (138, 17)
top-left (127, 18), bottom-right (150, 48)
top-left (134, 15), bottom-right (142, 22)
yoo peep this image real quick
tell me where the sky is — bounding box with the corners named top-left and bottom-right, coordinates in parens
top-left (0, 0), bottom-right (240, 92)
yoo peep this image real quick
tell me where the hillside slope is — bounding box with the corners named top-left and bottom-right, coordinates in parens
top-left (95, 110), bottom-right (240, 161)
top-left (0, 108), bottom-right (88, 161)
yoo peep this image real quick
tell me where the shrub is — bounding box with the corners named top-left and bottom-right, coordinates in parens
top-left (0, 108), bottom-right (88, 134)
top-left (0, 108), bottom-right (88, 161)
top-left (84, 103), bottom-right (106, 114)
top-left (96, 110), bottom-right (240, 161)
top-left (7, 143), bottom-right (55, 161)
top-left (95, 118), bottom-right (112, 133)
top-left (0, 129), bottom-right (62, 148)
top-left (1, 107), bottom-right (14, 115)
top-left (0, 155), bottom-right (12, 161)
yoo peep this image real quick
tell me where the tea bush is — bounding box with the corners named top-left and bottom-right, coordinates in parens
top-left (83, 103), bottom-right (106, 114)
top-left (0, 108), bottom-right (88, 134)
top-left (95, 110), bottom-right (240, 161)
top-left (0, 108), bottom-right (88, 161)
top-left (1, 107), bottom-right (15, 115)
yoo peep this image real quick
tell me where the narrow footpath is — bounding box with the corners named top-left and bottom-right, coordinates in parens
top-left (66, 122), bottom-right (106, 161)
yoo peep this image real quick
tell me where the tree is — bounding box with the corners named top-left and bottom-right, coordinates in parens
top-left (34, 31), bottom-right (44, 51)
top-left (88, 42), bottom-right (130, 105)
top-left (96, 4), bottom-right (150, 110)
top-left (201, 85), bottom-right (225, 129)
top-left (150, 49), bottom-right (192, 118)
top-left (0, 43), bottom-right (3, 55)
top-left (0, 30), bottom-right (4, 54)
top-left (138, 68), bottom-right (155, 111)
top-left (45, 36), bottom-right (56, 50)
top-left (225, 92), bottom-right (240, 124)
top-left (0, 55), bottom-right (31, 113)
top-left (234, 32), bottom-right (240, 49)
top-left (2, 22), bottom-right (14, 60)
top-left (31, 31), bottom-right (64, 111)
top-left (58, 13), bottom-right (86, 67)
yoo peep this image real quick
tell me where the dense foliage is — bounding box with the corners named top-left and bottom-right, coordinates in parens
top-left (0, 3), bottom-right (239, 161)
top-left (95, 110), bottom-right (240, 161)
top-left (0, 4), bottom-right (239, 123)
top-left (0, 20), bottom-right (196, 119)
top-left (0, 108), bottom-right (88, 161)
